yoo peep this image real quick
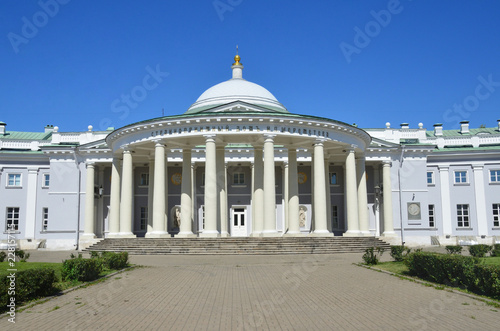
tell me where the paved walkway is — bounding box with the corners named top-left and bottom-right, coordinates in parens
top-left (1, 251), bottom-right (499, 330)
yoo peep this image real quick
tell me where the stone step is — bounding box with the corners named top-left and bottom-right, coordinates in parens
top-left (86, 237), bottom-right (391, 255)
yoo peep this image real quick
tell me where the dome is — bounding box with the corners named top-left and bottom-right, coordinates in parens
top-left (186, 55), bottom-right (288, 114)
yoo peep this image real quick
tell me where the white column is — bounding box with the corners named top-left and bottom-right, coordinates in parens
top-left (262, 135), bottom-right (278, 236)
top-left (108, 157), bottom-right (121, 237)
top-left (312, 141), bottom-right (332, 236)
top-left (97, 167), bottom-right (104, 237)
top-left (325, 160), bottom-right (332, 233)
top-left (25, 167), bottom-right (39, 239)
top-left (178, 149), bottom-right (195, 237)
top-left (201, 135), bottom-right (219, 237)
top-left (357, 156), bottom-right (370, 236)
top-left (119, 148), bottom-right (136, 237)
top-left (251, 146), bottom-right (264, 236)
top-left (374, 166), bottom-right (381, 237)
top-left (217, 146), bottom-right (229, 237)
top-left (283, 162), bottom-right (289, 233)
top-left (147, 154), bottom-right (154, 233)
top-left (439, 166), bottom-right (452, 237)
top-left (473, 165), bottom-right (488, 238)
top-left (382, 160), bottom-right (396, 237)
top-left (286, 148), bottom-right (300, 235)
top-left (82, 163), bottom-right (96, 238)
top-left (344, 149), bottom-right (360, 236)
top-left (147, 142), bottom-right (169, 237)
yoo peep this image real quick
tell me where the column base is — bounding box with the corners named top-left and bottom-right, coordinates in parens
top-left (106, 232), bottom-right (121, 238)
top-left (145, 231), bottom-right (170, 238)
top-left (360, 231), bottom-right (373, 236)
top-left (175, 232), bottom-right (197, 238)
top-left (381, 231), bottom-right (397, 237)
top-left (80, 233), bottom-right (96, 240)
top-left (199, 231), bottom-right (220, 238)
top-left (261, 230), bottom-right (280, 237)
top-left (250, 232), bottom-right (262, 237)
top-left (220, 232), bottom-right (230, 238)
top-left (310, 231), bottom-right (334, 237)
top-left (343, 231), bottom-right (362, 237)
top-left (116, 232), bottom-right (137, 238)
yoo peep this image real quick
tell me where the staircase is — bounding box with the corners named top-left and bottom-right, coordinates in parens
top-left (85, 237), bottom-right (391, 255)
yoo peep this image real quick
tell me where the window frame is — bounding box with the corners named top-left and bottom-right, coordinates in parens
top-left (428, 204), bottom-right (435, 228)
top-left (493, 203), bottom-right (499, 228)
top-left (457, 204), bottom-right (470, 228)
top-left (42, 174), bottom-right (50, 188)
top-left (454, 170), bottom-right (468, 185)
top-left (7, 173), bottom-right (22, 187)
top-left (490, 170), bottom-right (500, 184)
top-left (6, 207), bottom-right (20, 232)
top-left (232, 172), bottom-right (245, 185)
top-left (427, 171), bottom-right (435, 185)
top-left (140, 206), bottom-right (148, 231)
top-left (139, 173), bottom-right (149, 187)
top-left (42, 207), bottom-right (49, 231)
top-left (329, 172), bottom-right (338, 185)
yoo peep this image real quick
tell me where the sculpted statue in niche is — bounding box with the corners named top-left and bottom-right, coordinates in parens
top-left (172, 206), bottom-right (181, 228)
top-left (299, 205), bottom-right (307, 228)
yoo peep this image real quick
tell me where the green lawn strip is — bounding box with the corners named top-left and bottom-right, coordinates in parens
top-left (480, 256), bottom-right (500, 265)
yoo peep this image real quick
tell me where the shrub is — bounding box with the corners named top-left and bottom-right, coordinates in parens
top-left (0, 251), bottom-right (6, 262)
top-left (362, 247), bottom-right (384, 265)
top-left (445, 245), bottom-right (463, 255)
top-left (468, 244), bottom-right (491, 258)
top-left (100, 252), bottom-right (129, 270)
top-left (0, 268), bottom-right (57, 313)
top-left (390, 245), bottom-right (411, 262)
top-left (490, 244), bottom-right (500, 257)
top-left (14, 249), bottom-right (30, 262)
top-left (61, 258), bottom-right (102, 281)
top-left (404, 251), bottom-right (500, 299)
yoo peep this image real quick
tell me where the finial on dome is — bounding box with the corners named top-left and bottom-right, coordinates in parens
top-left (231, 46), bottom-right (243, 79)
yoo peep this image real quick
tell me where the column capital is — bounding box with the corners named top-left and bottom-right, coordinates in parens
top-left (86, 162), bottom-right (95, 168)
top-left (472, 164), bottom-right (484, 171)
top-left (152, 139), bottom-right (166, 147)
top-left (382, 160), bottom-right (392, 167)
top-left (122, 148), bottom-right (132, 155)
top-left (203, 134), bottom-right (217, 142)
top-left (313, 138), bottom-right (327, 146)
top-left (438, 165), bottom-right (450, 171)
top-left (263, 133), bottom-right (276, 141)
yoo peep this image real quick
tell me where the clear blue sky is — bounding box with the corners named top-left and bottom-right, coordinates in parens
top-left (1, 0), bottom-right (500, 133)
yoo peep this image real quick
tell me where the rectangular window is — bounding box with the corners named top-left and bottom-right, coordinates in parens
top-left (329, 173), bottom-right (338, 185)
top-left (490, 170), bottom-right (500, 183)
top-left (233, 173), bottom-right (245, 185)
top-left (332, 205), bottom-right (338, 229)
top-left (140, 207), bottom-right (148, 231)
top-left (457, 204), bottom-right (470, 228)
top-left (43, 174), bottom-right (50, 187)
top-left (7, 174), bottom-right (21, 187)
top-left (6, 207), bottom-right (20, 231)
top-left (428, 205), bottom-right (435, 228)
top-left (427, 172), bottom-right (434, 185)
top-left (454, 171), bottom-right (468, 184)
top-left (42, 207), bottom-right (49, 231)
top-left (140, 173), bottom-right (149, 186)
top-left (493, 204), bottom-right (500, 227)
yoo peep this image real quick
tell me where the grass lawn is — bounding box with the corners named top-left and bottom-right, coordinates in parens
top-left (0, 261), bottom-right (120, 291)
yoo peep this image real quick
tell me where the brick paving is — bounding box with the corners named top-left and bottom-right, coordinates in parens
top-left (1, 252), bottom-right (499, 330)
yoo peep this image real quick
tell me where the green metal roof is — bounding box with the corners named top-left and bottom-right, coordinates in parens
top-left (426, 127), bottom-right (500, 138)
top-left (0, 131), bottom-right (52, 140)
top-left (433, 144), bottom-right (500, 152)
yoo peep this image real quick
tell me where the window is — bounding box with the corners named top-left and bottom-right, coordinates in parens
top-left (233, 172), bottom-right (245, 185)
top-left (457, 204), bottom-right (470, 227)
top-left (454, 171), bottom-right (468, 184)
top-left (491, 170), bottom-right (500, 183)
top-left (329, 173), bottom-right (338, 185)
top-left (493, 204), bottom-right (500, 227)
top-left (43, 174), bottom-right (50, 187)
top-left (427, 172), bottom-right (434, 185)
top-left (42, 208), bottom-right (49, 231)
top-left (332, 205), bottom-right (339, 229)
top-left (428, 205), bottom-right (435, 228)
top-left (7, 174), bottom-right (21, 187)
top-left (6, 207), bottom-right (20, 231)
top-left (140, 207), bottom-right (148, 231)
top-left (140, 173), bottom-right (149, 186)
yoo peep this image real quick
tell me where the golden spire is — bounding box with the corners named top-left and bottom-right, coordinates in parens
top-left (233, 45), bottom-right (241, 65)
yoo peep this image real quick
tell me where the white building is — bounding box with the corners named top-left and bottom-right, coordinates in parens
top-left (1, 55), bottom-right (500, 250)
